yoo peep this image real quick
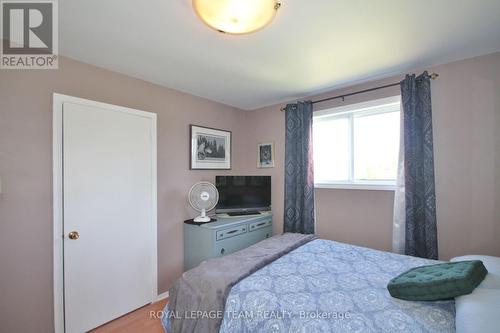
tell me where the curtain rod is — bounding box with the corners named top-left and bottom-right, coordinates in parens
top-left (280, 72), bottom-right (439, 112)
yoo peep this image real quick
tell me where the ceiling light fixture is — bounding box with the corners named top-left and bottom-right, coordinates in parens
top-left (193, 0), bottom-right (281, 35)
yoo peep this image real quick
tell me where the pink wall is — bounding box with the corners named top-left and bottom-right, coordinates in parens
top-left (431, 53), bottom-right (500, 259)
top-left (0, 57), bottom-right (249, 332)
top-left (244, 52), bottom-right (500, 259)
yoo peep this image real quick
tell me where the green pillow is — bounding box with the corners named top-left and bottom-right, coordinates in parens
top-left (387, 260), bottom-right (488, 301)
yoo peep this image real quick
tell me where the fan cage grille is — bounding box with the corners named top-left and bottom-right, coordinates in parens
top-left (188, 182), bottom-right (219, 212)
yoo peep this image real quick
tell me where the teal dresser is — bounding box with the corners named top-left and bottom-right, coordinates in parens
top-left (184, 213), bottom-right (273, 270)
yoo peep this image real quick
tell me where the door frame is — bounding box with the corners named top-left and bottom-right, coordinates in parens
top-left (52, 93), bottom-right (158, 333)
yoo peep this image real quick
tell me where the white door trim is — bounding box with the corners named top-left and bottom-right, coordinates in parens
top-left (53, 93), bottom-right (158, 333)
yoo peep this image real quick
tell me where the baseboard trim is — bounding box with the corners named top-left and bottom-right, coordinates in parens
top-left (155, 291), bottom-right (169, 302)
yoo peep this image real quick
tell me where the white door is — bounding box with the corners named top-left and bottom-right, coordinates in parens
top-left (62, 100), bottom-right (156, 332)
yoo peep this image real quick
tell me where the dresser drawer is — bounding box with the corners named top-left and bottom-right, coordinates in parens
top-left (214, 225), bottom-right (272, 257)
top-left (249, 219), bottom-right (271, 232)
top-left (216, 224), bottom-right (247, 241)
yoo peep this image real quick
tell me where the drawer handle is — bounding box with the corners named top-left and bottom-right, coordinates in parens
top-left (227, 229), bottom-right (238, 235)
top-left (256, 222), bottom-right (266, 227)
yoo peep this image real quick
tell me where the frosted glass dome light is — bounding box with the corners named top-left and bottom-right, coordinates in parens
top-left (193, 0), bottom-right (281, 35)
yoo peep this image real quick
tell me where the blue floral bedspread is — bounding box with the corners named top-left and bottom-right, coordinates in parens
top-left (164, 239), bottom-right (455, 333)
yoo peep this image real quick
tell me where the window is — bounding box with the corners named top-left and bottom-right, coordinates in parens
top-left (313, 96), bottom-right (401, 190)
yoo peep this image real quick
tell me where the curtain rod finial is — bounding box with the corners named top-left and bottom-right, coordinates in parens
top-left (429, 72), bottom-right (439, 80)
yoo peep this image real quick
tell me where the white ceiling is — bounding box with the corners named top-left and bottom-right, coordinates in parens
top-left (60, 0), bottom-right (500, 110)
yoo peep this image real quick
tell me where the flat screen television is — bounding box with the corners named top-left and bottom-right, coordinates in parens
top-left (215, 176), bottom-right (271, 213)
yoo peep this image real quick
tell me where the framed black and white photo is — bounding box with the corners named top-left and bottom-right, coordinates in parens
top-left (257, 142), bottom-right (274, 168)
top-left (190, 125), bottom-right (231, 170)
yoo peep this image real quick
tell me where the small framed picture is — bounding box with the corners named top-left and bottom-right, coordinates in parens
top-left (257, 142), bottom-right (275, 168)
top-left (190, 125), bottom-right (231, 170)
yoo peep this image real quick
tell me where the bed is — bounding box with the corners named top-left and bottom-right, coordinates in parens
top-left (163, 237), bottom-right (455, 333)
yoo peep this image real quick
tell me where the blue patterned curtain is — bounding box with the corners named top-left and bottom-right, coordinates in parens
top-left (401, 71), bottom-right (438, 259)
top-left (284, 101), bottom-right (315, 234)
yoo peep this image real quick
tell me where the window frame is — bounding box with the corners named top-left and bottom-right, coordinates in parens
top-left (313, 96), bottom-right (401, 191)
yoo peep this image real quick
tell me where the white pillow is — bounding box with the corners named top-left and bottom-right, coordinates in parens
top-left (450, 255), bottom-right (500, 289)
top-left (455, 288), bottom-right (500, 333)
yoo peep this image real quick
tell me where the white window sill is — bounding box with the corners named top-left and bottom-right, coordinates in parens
top-left (314, 183), bottom-right (396, 191)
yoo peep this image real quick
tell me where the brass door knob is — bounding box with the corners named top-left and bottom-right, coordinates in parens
top-left (68, 231), bottom-right (79, 240)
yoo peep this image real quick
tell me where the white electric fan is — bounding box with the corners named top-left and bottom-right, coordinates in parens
top-left (188, 182), bottom-right (219, 222)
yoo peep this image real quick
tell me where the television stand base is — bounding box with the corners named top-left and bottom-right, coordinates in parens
top-left (226, 211), bottom-right (261, 217)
